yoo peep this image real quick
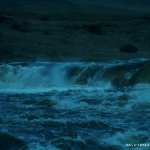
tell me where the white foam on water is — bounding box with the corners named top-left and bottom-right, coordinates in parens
top-left (123, 83), bottom-right (150, 110)
top-left (0, 85), bottom-right (111, 93)
top-left (0, 80), bottom-right (112, 94)
top-left (103, 130), bottom-right (150, 150)
top-left (0, 63), bottom-right (70, 90)
top-left (0, 63), bottom-right (94, 93)
top-left (28, 143), bottom-right (60, 150)
top-left (129, 83), bottom-right (150, 102)
top-left (0, 59), bottom-right (148, 94)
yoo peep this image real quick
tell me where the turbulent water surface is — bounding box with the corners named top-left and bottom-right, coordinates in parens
top-left (0, 59), bottom-right (150, 150)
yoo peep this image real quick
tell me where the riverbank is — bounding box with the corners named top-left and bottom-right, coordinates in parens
top-left (0, 1), bottom-right (150, 62)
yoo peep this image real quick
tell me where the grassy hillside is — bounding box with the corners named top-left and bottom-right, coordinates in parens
top-left (0, 0), bottom-right (150, 61)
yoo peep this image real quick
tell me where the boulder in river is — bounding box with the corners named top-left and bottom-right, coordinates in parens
top-left (128, 61), bottom-right (150, 85)
top-left (0, 132), bottom-right (27, 150)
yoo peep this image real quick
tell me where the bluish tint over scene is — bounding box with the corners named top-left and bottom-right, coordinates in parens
top-left (0, 0), bottom-right (150, 150)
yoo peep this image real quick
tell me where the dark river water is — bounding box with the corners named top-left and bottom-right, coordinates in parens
top-left (0, 59), bottom-right (150, 150)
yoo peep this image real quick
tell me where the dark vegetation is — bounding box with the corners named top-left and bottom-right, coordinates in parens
top-left (40, 15), bottom-right (50, 21)
top-left (119, 44), bottom-right (138, 53)
top-left (0, 47), bottom-right (14, 59)
top-left (86, 24), bottom-right (103, 35)
top-left (0, 132), bottom-right (27, 150)
top-left (42, 29), bottom-right (49, 35)
top-left (0, 14), bottom-right (8, 24)
top-left (11, 21), bottom-right (30, 33)
top-left (141, 15), bottom-right (150, 21)
top-left (69, 23), bottom-right (103, 35)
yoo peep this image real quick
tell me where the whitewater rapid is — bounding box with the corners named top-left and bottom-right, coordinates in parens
top-left (0, 59), bottom-right (150, 150)
top-left (0, 58), bottom-right (149, 93)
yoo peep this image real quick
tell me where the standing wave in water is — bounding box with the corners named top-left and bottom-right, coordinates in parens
top-left (0, 58), bottom-right (149, 93)
top-left (0, 59), bottom-right (150, 150)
